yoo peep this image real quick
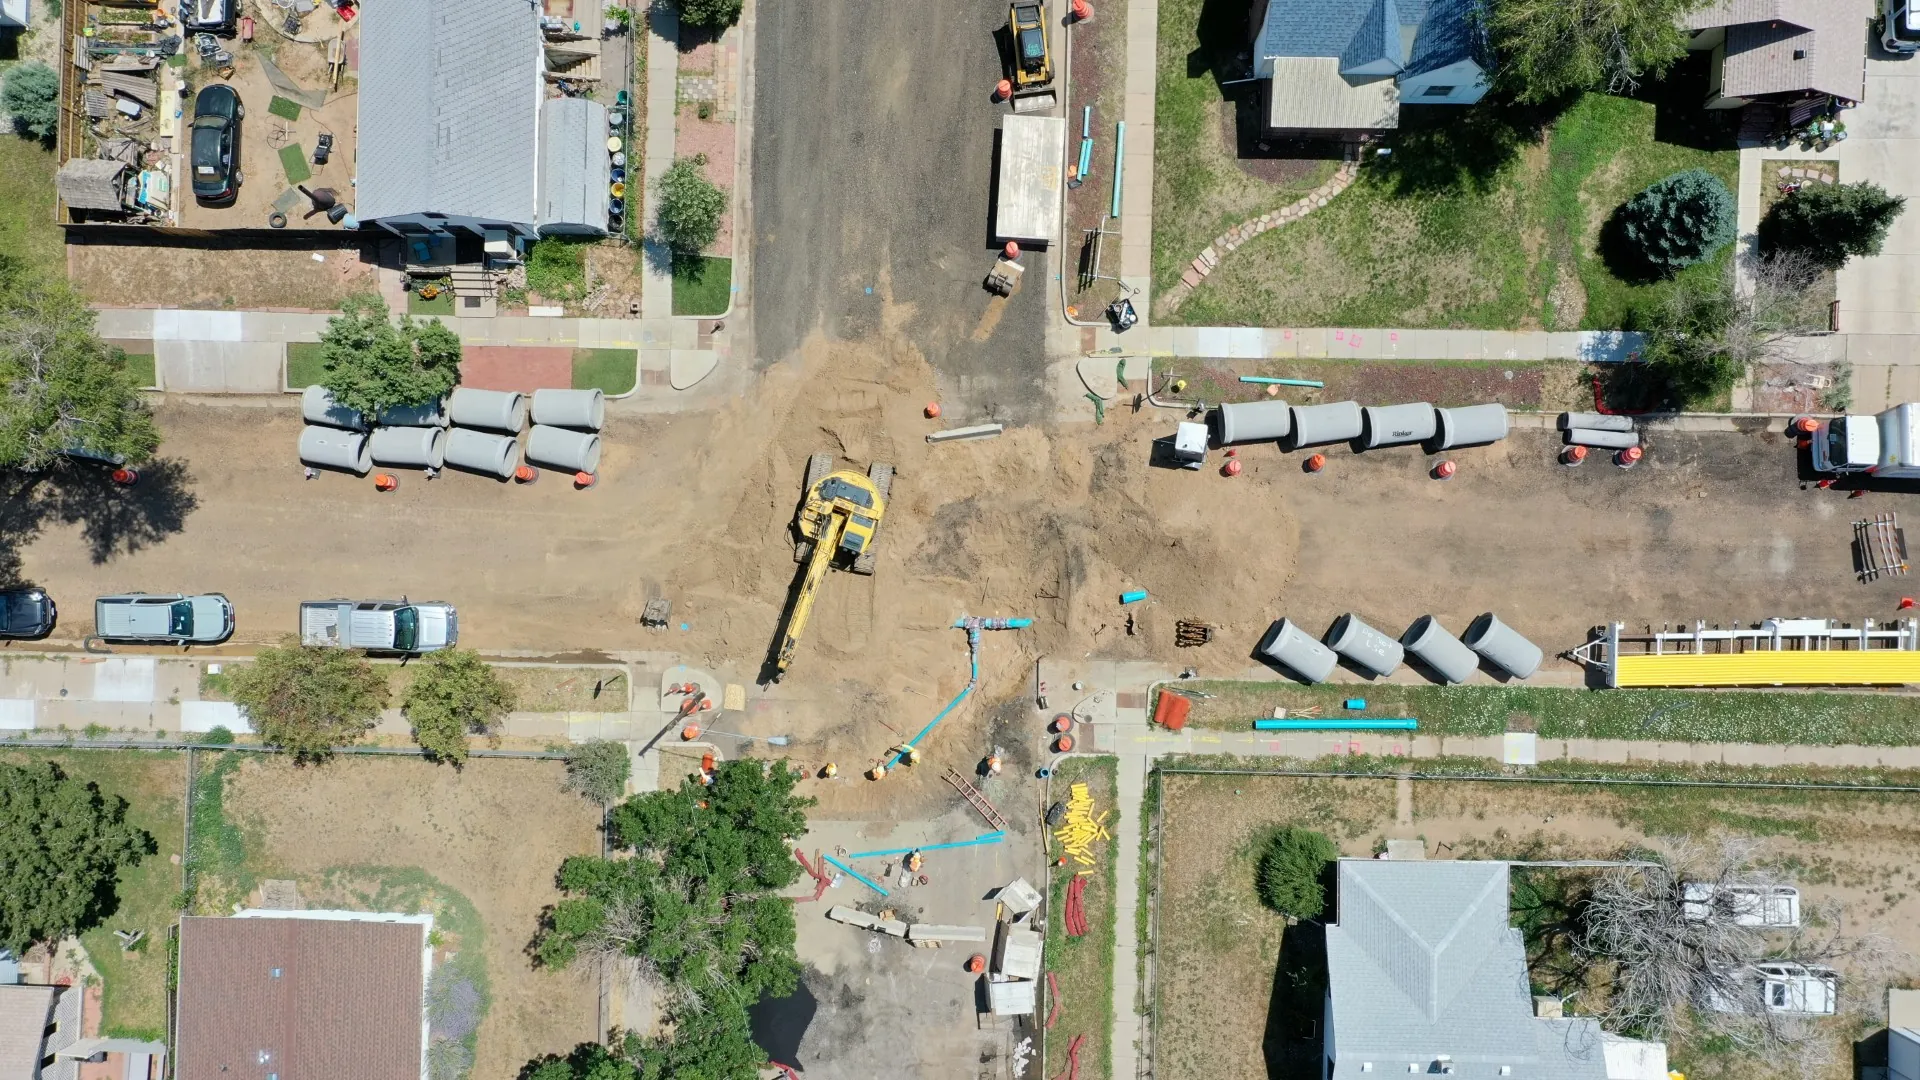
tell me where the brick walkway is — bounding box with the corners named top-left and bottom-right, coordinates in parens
top-left (460, 346), bottom-right (575, 393)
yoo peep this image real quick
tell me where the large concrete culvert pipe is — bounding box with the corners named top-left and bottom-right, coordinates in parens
top-left (1558, 412), bottom-right (1636, 432)
top-left (369, 425), bottom-right (448, 470)
top-left (1433, 404), bottom-right (1510, 450)
top-left (1462, 612), bottom-right (1544, 679)
top-left (1257, 618), bottom-right (1339, 684)
top-left (1400, 615), bottom-right (1478, 684)
top-left (1361, 403), bottom-right (1437, 450)
top-left (298, 425), bottom-right (372, 475)
top-left (1565, 428), bottom-right (1640, 450)
top-left (527, 425), bottom-right (604, 474)
top-left (531, 388), bottom-right (607, 432)
top-left (1324, 613), bottom-right (1404, 677)
top-left (444, 428), bottom-right (521, 479)
top-left (375, 400), bottom-right (451, 428)
top-left (448, 388), bottom-right (529, 433)
top-left (1214, 400), bottom-right (1292, 445)
top-left (1288, 401), bottom-right (1363, 449)
top-left (301, 385), bottom-right (365, 431)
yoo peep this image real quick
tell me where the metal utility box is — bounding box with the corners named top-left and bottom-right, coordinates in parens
top-left (1171, 422), bottom-right (1208, 469)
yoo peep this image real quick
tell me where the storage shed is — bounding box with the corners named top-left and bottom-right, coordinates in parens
top-left (55, 159), bottom-right (130, 213)
top-left (995, 113), bottom-right (1066, 245)
top-left (537, 97), bottom-right (613, 237)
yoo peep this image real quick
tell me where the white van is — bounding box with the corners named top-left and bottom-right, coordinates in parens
top-left (1705, 963), bottom-right (1838, 1016)
top-left (1681, 883), bottom-right (1801, 927)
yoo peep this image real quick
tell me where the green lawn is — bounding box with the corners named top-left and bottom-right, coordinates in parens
top-left (526, 238), bottom-right (589, 303)
top-left (1044, 756), bottom-right (1118, 1080)
top-left (1164, 58), bottom-right (1738, 330)
top-left (0, 136), bottom-right (63, 277)
top-left (1172, 681), bottom-right (1920, 746)
top-left (121, 352), bottom-right (156, 389)
top-left (671, 255), bottom-right (731, 316)
top-left (0, 751), bottom-right (185, 1039)
top-left (268, 96), bottom-right (303, 121)
top-left (278, 143), bottom-right (312, 186)
top-left (285, 341), bottom-right (326, 388)
top-left (572, 348), bottom-right (637, 394)
top-left (408, 284), bottom-right (455, 316)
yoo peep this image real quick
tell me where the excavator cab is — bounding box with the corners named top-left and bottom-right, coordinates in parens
top-left (1006, 3), bottom-right (1057, 111)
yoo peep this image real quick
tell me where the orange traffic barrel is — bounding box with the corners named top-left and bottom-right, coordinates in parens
top-left (967, 954), bottom-right (987, 973)
top-left (1054, 734), bottom-right (1074, 752)
top-left (514, 465), bottom-right (539, 484)
top-left (680, 724), bottom-right (700, 740)
top-left (1050, 714), bottom-right (1072, 734)
top-left (1304, 453), bottom-right (1326, 473)
top-left (1615, 446), bottom-right (1643, 468)
top-left (1562, 445), bottom-right (1588, 466)
top-left (574, 471), bottom-right (598, 489)
top-left (110, 468), bottom-right (139, 486)
top-left (925, 402), bottom-right (942, 419)
top-left (1432, 460), bottom-right (1456, 480)
top-left (995, 79), bottom-right (1012, 100)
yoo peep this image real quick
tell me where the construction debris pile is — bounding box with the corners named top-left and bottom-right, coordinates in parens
top-left (1052, 781), bottom-right (1110, 867)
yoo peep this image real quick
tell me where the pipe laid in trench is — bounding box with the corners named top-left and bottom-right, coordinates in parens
top-left (1253, 718), bottom-right (1419, 731)
top-left (887, 617), bottom-right (1033, 767)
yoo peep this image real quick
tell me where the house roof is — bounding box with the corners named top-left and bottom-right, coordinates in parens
top-left (176, 914), bottom-right (427, 1080)
top-left (1690, 0), bottom-right (1868, 101)
top-left (55, 159), bottom-right (128, 212)
top-left (536, 96), bottom-right (612, 233)
top-left (1266, 57), bottom-right (1401, 131)
top-left (1324, 860), bottom-right (1613, 1078)
top-left (356, 0), bottom-right (544, 225)
top-left (1260, 0), bottom-right (1485, 76)
top-left (0, 985), bottom-right (57, 1080)
top-left (1404, 0), bottom-right (1486, 76)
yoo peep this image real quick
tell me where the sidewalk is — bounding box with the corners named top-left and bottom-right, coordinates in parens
top-left (640, 5), bottom-right (680, 319)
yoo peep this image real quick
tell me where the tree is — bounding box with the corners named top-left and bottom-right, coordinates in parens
top-left (403, 650), bottom-right (516, 766)
top-left (2, 63), bottom-right (60, 142)
top-left (0, 761), bottom-right (153, 952)
top-left (653, 155), bottom-right (726, 257)
top-left (1617, 169), bottom-right (1736, 276)
top-left (673, 0), bottom-right (743, 30)
top-left (1760, 181), bottom-right (1908, 270)
top-left (1640, 275), bottom-right (1742, 408)
top-left (1486, 0), bottom-right (1693, 102)
top-left (1256, 827), bottom-right (1338, 919)
top-left (563, 740), bottom-right (631, 804)
top-left (519, 1043), bottom-right (638, 1080)
top-left (316, 295), bottom-right (463, 416)
top-left (229, 640), bottom-right (390, 762)
top-left (0, 277), bottom-right (161, 471)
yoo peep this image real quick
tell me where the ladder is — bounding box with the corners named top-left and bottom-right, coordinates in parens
top-left (1855, 513), bottom-right (1909, 582)
top-left (942, 767), bottom-right (1009, 832)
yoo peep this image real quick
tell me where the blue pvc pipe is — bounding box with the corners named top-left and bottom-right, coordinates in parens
top-left (846, 832), bottom-right (1006, 859)
top-left (1077, 137), bottom-right (1094, 182)
top-left (1240, 376), bottom-right (1326, 388)
top-left (1253, 718), bottom-right (1419, 731)
top-left (888, 618), bottom-right (1031, 767)
top-left (1120, 590), bottom-right (1148, 604)
top-left (823, 854), bottom-right (890, 896)
top-left (1110, 122), bottom-right (1125, 220)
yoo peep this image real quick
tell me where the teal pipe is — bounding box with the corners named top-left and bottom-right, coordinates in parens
top-left (823, 854), bottom-right (889, 896)
top-left (888, 618), bottom-right (1031, 766)
top-left (1240, 376), bottom-right (1326, 388)
top-left (846, 832), bottom-right (1006, 859)
top-left (1253, 718), bottom-right (1418, 731)
top-left (1110, 122), bottom-right (1125, 220)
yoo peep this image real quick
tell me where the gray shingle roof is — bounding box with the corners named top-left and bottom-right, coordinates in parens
top-left (537, 96), bottom-right (612, 233)
top-left (0, 985), bottom-right (57, 1080)
top-left (1339, 0), bottom-right (1400, 73)
top-left (1324, 860), bottom-right (1612, 1079)
top-left (1692, 0), bottom-right (1869, 102)
top-left (1404, 0), bottom-right (1488, 75)
top-left (356, 0), bottom-right (544, 225)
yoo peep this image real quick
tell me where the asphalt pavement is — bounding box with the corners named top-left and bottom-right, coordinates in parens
top-left (750, 0), bottom-right (1052, 424)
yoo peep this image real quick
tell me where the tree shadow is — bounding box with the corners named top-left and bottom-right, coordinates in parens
top-left (1262, 918), bottom-right (1328, 1080)
top-left (0, 459), bottom-right (200, 583)
top-left (1597, 208), bottom-right (1668, 285)
top-left (1625, 51), bottom-right (1739, 153)
top-left (1373, 95), bottom-right (1574, 197)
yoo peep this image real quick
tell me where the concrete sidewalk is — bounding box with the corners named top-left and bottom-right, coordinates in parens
top-left (640, 6), bottom-right (680, 319)
top-left (1085, 323), bottom-right (1647, 361)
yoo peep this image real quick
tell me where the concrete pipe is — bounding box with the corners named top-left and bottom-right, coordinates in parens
top-left (1400, 615), bottom-right (1478, 685)
top-left (531, 388), bottom-right (607, 432)
top-left (1324, 613), bottom-right (1404, 677)
top-left (301, 384), bottom-right (365, 431)
top-left (298, 425), bottom-right (372, 475)
top-left (375, 399), bottom-right (450, 428)
top-left (1558, 412), bottom-right (1636, 432)
top-left (1257, 618), bottom-right (1339, 684)
top-left (1433, 404), bottom-right (1510, 450)
top-left (447, 388), bottom-right (529, 433)
top-left (527, 425), bottom-right (603, 473)
top-left (1214, 400), bottom-right (1291, 445)
top-left (369, 425), bottom-right (447, 469)
top-left (1462, 612), bottom-right (1544, 680)
top-left (1565, 428), bottom-right (1641, 450)
top-left (444, 428), bottom-right (521, 479)
top-left (1289, 401), bottom-right (1364, 449)
top-left (1362, 402), bottom-right (1438, 450)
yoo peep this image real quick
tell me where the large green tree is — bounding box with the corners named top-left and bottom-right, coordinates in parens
top-left (1760, 181), bottom-right (1908, 270)
top-left (0, 762), bottom-right (153, 952)
top-left (1256, 827), bottom-right (1339, 920)
top-left (0, 277), bottom-right (161, 471)
top-left (673, 0), bottom-right (743, 30)
top-left (230, 640), bottom-right (390, 762)
top-left (316, 295), bottom-right (463, 415)
top-left (2, 63), bottom-right (60, 142)
top-left (402, 649), bottom-right (515, 766)
top-left (653, 155), bottom-right (727, 257)
top-left (1486, 0), bottom-right (1695, 102)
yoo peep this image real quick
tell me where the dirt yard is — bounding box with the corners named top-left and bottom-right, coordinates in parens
top-left (204, 755), bottom-right (602, 1080)
top-left (1153, 772), bottom-right (1920, 1080)
top-left (68, 233), bottom-right (378, 309)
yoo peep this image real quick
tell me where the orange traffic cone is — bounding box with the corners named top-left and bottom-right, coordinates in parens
top-left (680, 724), bottom-right (700, 740)
top-left (1304, 453), bottom-right (1326, 473)
top-left (374, 473), bottom-right (399, 491)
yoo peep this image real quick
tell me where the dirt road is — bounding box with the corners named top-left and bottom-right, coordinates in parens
top-left (749, 0), bottom-right (1052, 423)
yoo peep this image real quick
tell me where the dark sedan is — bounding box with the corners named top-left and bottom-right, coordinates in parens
top-left (190, 84), bottom-right (244, 203)
top-left (0, 589), bottom-right (56, 639)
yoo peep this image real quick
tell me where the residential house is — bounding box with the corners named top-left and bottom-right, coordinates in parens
top-left (1323, 859), bottom-right (1668, 1080)
top-left (356, 0), bottom-right (612, 243)
top-left (0, 983), bottom-right (78, 1080)
top-left (1889, 988), bottom-right (1920, 1080)
top-left (174, 910), bottom-right (434, 1080)
top-left (1686, 0), bottom-right (1870, 111)
top-left (0, 1), bottom-right (26, 30)
top-left (1247, 0), bottom-right (1491, 137)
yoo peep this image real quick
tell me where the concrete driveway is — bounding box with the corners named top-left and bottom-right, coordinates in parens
top-left (1837, 52), bottom-right (1920, 340)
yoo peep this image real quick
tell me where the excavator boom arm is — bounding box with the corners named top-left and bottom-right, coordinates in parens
top-left (776, 510), bottom-right (846, 674)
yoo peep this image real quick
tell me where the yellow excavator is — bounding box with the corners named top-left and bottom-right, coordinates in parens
top-left (1007, 2), bottom-right (1057, 113)
top-left (772, 454), bottom-right (893, 679)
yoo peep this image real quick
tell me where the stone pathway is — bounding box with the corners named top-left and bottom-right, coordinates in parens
top-left (1161, 158), bottom-right (1360, 312)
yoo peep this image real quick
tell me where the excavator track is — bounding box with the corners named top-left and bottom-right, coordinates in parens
top-left (793, 453), bottom-right (834, 564)
top-left (853, 462), bottom-right (893, 575)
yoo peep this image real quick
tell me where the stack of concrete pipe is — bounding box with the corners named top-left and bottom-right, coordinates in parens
top-left (368, 394), bottom-right (450, 471)
top-left (526, 389), bottom-right (606, 475)
top-left (443, 388), bottom-right (528, 479)
top-left (298, 385), bottom-right (372, 476)
top-left (1559, 411), bottom-right (1639, 450)
top-left (1257, 611), bottom-right (1544, 685)
top-left (1214, 400), bottom-right (1510, 453)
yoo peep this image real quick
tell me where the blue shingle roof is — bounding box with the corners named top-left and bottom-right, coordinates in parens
top-left (1338, 0), bottom-right (1402, 73)
top-left (1259, 0), bottom-right (1485, 76)
top-left (1405, 0), bottom-right (1488, 75)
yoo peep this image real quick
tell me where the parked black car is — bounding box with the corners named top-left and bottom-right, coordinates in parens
top-left (191, 85), bottom-right (244, 203)
top-left (0, 589), bottom-right (56, 639)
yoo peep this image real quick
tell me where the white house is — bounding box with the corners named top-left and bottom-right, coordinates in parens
top-left (1247, 0), bottom-right (1491, 136)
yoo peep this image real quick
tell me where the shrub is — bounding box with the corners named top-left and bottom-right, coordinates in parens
top-left (564, 740), bottom-right (631, 804)
top-left (1760, 181), bottom-right (1907, 270)
top-left (525, 239), bottom-right (588, 302)
top-left (403, 650), bottom-right (516, 766)
top-left (1617, 169), bottom-right (1736, 275)
top-left (2, 63), bottom-right (60, 142)
top-left (1256, 827), bottom-right (1339, 919)
top-left (316, 294), bottom-right (463, 416)
top-left (198, 725), bottom-right (235, 746)
top-left (675, 0), bottom-right (743, 30)
top-left (653, 155), bottom-right (726, 257)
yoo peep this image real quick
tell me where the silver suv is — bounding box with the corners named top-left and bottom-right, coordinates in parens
top-left (95, 593), bottom-right (234, 644)
top-left (1884, 0), bottom-right (1920, 53)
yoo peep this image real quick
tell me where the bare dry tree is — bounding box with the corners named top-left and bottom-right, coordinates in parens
top-left (1723, 248), bottom-right (1834, 367)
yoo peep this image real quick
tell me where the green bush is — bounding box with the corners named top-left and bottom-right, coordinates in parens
top-left (525, 239), bottom-right (588, 302)
top-left (315, 294), bottom-right (463, 415)
top-left (1256, 827), bottom-right (1339, 919)
top-left (2, 64), bottom-right (60, 142)
top-left (675, 0), bottom-right (743, 29)
top-left (563, 740), bottom-right (630, 804)
top-left (1617, 169), bottom-right (1735, 275)
top-left (653, 155), bottom-right (726, 257)
top-left (198, 726), bottom-right (235, 746)
top-left (1760, 181), bottom-right (1907, 270)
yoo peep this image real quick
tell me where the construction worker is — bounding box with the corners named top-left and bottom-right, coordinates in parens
top-left (985, 753), bottom-right (1002, 777)
top-left (821, 762), bottom-right (838, 779)
top-left (892, 744), bottom-right (922, 766)
top-left (867, 763), bottom-right (888, 781)
top-left (905, 850), bottom-right (924, 873)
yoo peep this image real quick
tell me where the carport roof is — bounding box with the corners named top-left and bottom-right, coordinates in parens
top-left (356, 0), bottom-right (543, 226)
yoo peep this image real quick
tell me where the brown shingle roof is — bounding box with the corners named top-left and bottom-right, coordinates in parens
top-left (176, 916), bottom-right (425, 1080)
top-left (1691, 0), bottom-right (1869, 101)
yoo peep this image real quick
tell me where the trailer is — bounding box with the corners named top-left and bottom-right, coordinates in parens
top-left (994, 113), bottom-right (1065, 246)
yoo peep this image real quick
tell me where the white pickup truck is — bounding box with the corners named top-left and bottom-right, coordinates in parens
top-left (1809, 404), bottom-right (1920, 478)
top-left (300, 599), bottom-right (457, 654)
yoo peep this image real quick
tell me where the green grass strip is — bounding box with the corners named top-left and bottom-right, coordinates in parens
top-left (278, 144), bottom-right (312, 186)
top-left (268, 96), bottom-right (303, 122)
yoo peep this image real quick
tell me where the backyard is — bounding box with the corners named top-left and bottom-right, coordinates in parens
top-left (1152, 4), bottom-right (1741, 332)
top-left (1151, 769), bottom-right (1920, 1080)
top-left (1043, 756), bottom-right (1119, 1080)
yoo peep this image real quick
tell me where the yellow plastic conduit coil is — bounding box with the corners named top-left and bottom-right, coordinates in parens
top-left (1615, 651), bottom-right (1920, 688)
